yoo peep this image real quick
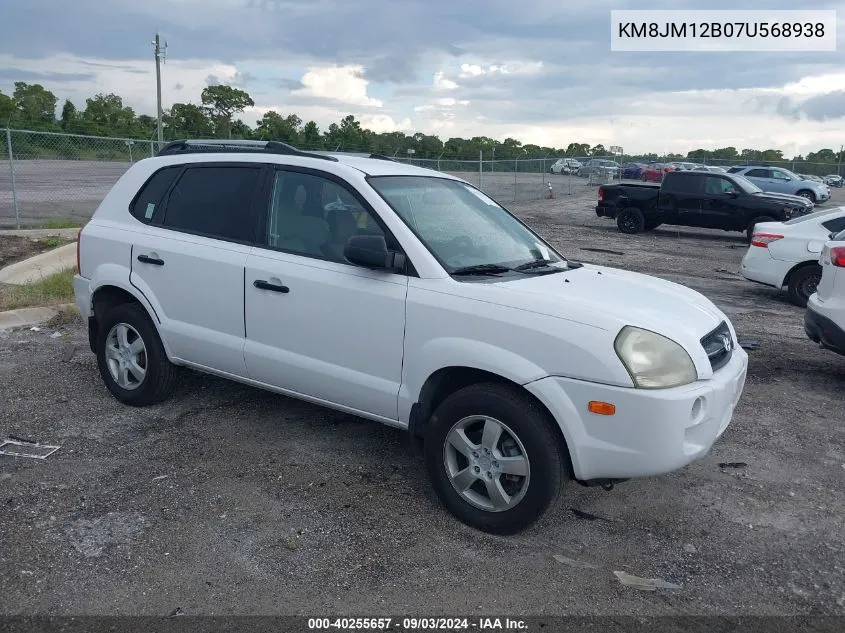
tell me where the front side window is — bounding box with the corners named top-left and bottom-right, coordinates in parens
top-left (771, 170), bottom-right (792, 181)
top-left (265, 170), bottom-right (387, 263)
top-left (368, 176), bottom-right (564, 273)
top-left (704, 176), bottom-right (737, 195)
top-left (162, 165), bottom-right (261, 242)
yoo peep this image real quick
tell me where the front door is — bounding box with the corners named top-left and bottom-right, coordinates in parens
top-left (243, 167), bottom-right (409, 420)
top-left (699, 175), bottom-right (744, 230)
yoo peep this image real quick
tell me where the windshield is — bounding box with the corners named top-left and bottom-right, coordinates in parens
top-left (732, 174), bottom-right (763, 194)
top-left (368, 176), bottom-right (565, 273)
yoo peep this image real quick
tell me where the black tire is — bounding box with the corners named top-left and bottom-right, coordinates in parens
top-left (617, 207), bottom-right (645, 234)
top-left (423, 383), bottom-right (566, 535)
top-left (95, 302), bottom-right (178, 406)
top-left (787, 265), bottom-right (822, 308)
top-left (796, 190), bottom-right (816, 203)
top-left (746, 216), bottom-right (773, 243)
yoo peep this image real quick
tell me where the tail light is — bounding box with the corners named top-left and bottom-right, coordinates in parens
top-left (76, 228), bottom-right (82, 274)
top-left (831, 246), bottom-right (845, 267)
top-left (751, 233), bottom-right (784, 248)
top-left (598, 187), bottom-right (605, 202)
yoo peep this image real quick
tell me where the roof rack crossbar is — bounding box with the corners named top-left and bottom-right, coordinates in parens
top-left (156, 139), bottom-right (338, 162)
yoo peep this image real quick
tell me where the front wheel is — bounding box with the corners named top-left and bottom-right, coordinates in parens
top-left (787, 265), bottom-right (823, 307)
top-left (424, 383), bottom-right (566, 535)
top-left (617, 207), bottom-right (645, 234)
top-left (796, 190), bottom-right (816, 203)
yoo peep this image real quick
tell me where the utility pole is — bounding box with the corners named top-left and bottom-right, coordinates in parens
top-left (152, 32), bottom-right (167, 148)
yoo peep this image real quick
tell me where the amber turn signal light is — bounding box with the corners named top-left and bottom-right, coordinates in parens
top-left (588, 401), bottom-right (616, 415)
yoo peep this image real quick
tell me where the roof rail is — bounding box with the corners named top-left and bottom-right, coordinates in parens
top-left (156, 139), bottom-right (339, 162)
top-left (368, 154), bottom-right (397, 162)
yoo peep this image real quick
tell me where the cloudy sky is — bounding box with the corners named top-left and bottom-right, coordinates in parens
top-left (1, 0), bottom-right (844, 155)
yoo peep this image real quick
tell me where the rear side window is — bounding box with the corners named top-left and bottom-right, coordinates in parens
top-left (745, 168), bottom-right (769, 178)
top-left (129, 166), bottom-right (182, 223)
top-left (726, 167), bottom-right (744, 174)
top-left (822, 217), bottom-right (845, 233)
top-left (161, 165), bottom-right (262, 243)
top-left (663, 172), bottom-right (699, 194)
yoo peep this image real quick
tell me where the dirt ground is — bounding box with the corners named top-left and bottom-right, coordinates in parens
top-left (1, 184), bottom-right (844, 618)
top-left (0, 235), bottom-right (74, 269)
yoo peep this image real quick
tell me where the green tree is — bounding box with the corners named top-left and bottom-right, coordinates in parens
top-left (12, 82), bottom-right (57, 126)
top-left (255, 111), bottom-right (301, 143)
top-left (711, 147), bottom-right (739, 161)
top-left (0, 90), bottom-right (14, 123)
top-left (164, 103), bottom-right (213, 138)
top-left (60, 99), bottom-right (77, 130)
top-left (230, 119), bottom-right (253, 139)
top-left (200, 85), bottom-right (255, 139)
top-left (300, 120), bottom-right (322, 148)
top-left (760, 149), bottom-right (783, 161)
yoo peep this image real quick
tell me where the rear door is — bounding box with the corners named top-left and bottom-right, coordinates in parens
top-left (243, 167), bottom-right (409, 420)
top-left (744, 168), bottom-right (774, 190)
top-left (129, 162), bottom-right (265, 376)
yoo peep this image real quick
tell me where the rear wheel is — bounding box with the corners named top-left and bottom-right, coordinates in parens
top-left (617, 207), bottom-right (645, 234)
top-left (95, 303), bottom-right (178, 406)
top-left (787, 265), bottom-right (823, 307)
top-left (424, 383), bottom-right (566, 535)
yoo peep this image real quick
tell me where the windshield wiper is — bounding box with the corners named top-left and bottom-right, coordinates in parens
top-left (451, 263), bottom-right (513, 276)
top-left (512, 259), bottom-right (566, 273)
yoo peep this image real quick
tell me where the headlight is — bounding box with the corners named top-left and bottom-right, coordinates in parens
top-left (614, 326), bottom-right (697, 389)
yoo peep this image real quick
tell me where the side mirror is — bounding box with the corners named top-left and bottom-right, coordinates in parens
top-left (344, 235), bottom-right (405, 271)
top-left (725, 189), bottom-right (739, 197)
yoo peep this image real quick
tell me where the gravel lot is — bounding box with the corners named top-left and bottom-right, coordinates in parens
top-left (1, 182), bottom-right (844, 617)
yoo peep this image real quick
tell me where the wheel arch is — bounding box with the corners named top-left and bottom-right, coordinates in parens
top-left (782, 259), bottom-right (822, 288)
top-left (88, 282), bottom-right (173, 359)
top-left (408, 365), bottom-right (574, 479)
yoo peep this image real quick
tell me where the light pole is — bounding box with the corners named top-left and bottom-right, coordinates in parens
top-left (406, 148), bottom-right (415, 165)
top-left (152, 32), bottom-right (168, 148)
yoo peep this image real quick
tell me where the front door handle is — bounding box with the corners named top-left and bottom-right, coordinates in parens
top-left (137, 254), bottom-right (165, 266)
top-left (253, 279), bottom-right (289, 293)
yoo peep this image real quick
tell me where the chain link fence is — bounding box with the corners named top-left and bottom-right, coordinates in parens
top-left (1, 128), bottom-right (843, 228)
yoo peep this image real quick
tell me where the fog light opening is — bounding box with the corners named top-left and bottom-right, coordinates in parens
top-left (691, 397), bottom-right (704, 421)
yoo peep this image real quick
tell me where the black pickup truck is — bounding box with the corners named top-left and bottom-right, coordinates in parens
top-left (596, 170), bottom-right (815, 241)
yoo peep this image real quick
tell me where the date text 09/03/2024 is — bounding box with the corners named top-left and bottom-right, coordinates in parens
top-left (308, 617), bottom-right (529, 631)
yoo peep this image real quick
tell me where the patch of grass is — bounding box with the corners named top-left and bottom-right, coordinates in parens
top-left (39, 236), bottom-right (64, 249)
top-left (46, 305), bottom-right (82, 328)
top-left (40, 218), bottom-right (84, 229)
top-left (0, 268), bottom-right (75, 311)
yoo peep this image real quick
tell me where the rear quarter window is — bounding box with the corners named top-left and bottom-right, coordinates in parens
top-left (662, 172), bottom-right (700, 194)
top-left (129, 166), bottom-right (183, 224)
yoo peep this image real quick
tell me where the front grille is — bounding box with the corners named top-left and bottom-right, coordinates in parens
top-left (701, 321), bottom-right (733, 372)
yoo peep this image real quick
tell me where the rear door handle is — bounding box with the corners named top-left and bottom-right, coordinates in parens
top-left (253, 279), bottom-right (289, 293)
top-left (137, 254), bottom-right (165, 266)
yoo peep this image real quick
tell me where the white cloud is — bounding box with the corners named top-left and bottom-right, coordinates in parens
top-left (433, 71), bottom-right (458, 90)
top-left (293, 65), bottom-right (382, 107)
top-left (359, 114), bottom-right (413, 133)
top-left (458, 60), bottom-right (544, 78)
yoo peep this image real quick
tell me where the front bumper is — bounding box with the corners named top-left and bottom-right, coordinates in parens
top-left (525, 347), bottom-right (749, 481)
top-left (805, 302), bottom-right (845, 356)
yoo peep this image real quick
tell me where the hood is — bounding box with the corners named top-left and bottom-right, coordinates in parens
top-left (457, 263), bottom-right (731, 376)
top-left (752, 190), bottom-right (813, 208)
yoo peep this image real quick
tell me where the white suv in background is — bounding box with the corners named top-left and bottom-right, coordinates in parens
top-left (550, 158), bottom-right (581, 174)
top-left (805, 228), bottom-right (845, 357)
top-left (73, 139), bottom-right (748, 534)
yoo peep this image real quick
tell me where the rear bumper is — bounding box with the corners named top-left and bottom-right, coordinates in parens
top-left (596, 203), bottom-right (616, 218)
top-left (805, 303), bottom-right (845, 356)
top-left (739, 248), bottom-right (790, 289)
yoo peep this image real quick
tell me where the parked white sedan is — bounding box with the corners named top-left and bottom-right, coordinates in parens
top-left (741, 207), bottom-right (845, 307)
top-left (805, 228), bottom-right (845, 356)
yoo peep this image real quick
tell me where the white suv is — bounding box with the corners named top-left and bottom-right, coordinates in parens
top-left (73, 139), bottom-right (748, 534)
top-left (805, 229), bottom-right (845, 356)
